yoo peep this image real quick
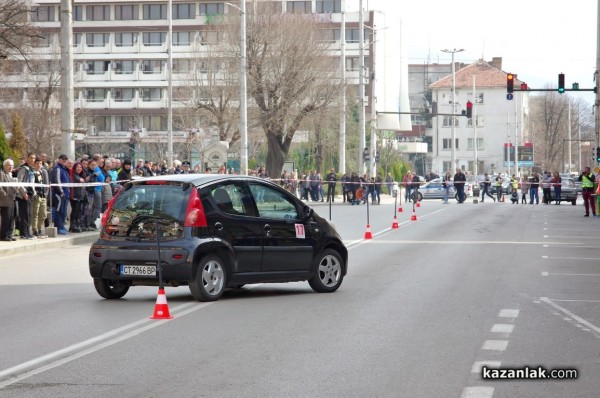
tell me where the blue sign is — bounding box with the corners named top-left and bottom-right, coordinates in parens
top-left (506, 93), bottom-right (514, 100)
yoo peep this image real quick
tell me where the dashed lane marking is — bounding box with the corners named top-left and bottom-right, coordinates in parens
top-left (542, 255), bottom-right (600, 260)
top-left (541, 272), bottom-right (600, 277)
top-left (490, 324), bottom-right (514, 333)
top-left (460, 386), bottom-right (494, 398)
top-left (498, 309), bottom-right (520, 318)
top-left (471, 361), bottom-right (501, 374)
top-left (481, 340), bottom-right (509, 351)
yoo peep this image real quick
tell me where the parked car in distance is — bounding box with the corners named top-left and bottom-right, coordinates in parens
top-left (549, 177), bottom-right (578, 205)
top-left (410, 178), bottom-right (468, 201)
top-left (89, 174), bottom-right (348, 301)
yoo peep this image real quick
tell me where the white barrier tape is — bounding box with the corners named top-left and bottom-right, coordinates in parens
top-left (0, 181), bottom-right (108, 188)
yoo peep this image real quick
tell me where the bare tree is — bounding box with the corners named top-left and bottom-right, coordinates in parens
top-left (0, 0), bottom-right (39, 60)
top-left (239, 11), bottom-right (345, 177)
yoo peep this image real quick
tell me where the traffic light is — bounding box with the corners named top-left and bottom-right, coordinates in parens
top-left (466, 101), bottom-right (473, 118)
top-left (363, 147), bottom-right (370, 162)
top-left (558, 73), bottom-right (565, 93)
top-left (520, 83), bottom-right (528, 91)
top-left (596, 147), bottom-right (600, 162)
top-left (507, 73), bottom-right (514, 93)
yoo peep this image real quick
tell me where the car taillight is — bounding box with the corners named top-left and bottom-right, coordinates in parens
top-left (100, 194), bottom-right (119, 227)
top-left (184, 187), bottom-right (207, 227)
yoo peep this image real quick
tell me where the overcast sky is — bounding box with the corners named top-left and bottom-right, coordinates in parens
top-left (348, 0), bottom-right (598, 102)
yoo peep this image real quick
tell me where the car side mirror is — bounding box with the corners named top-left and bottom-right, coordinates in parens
top-left (302, 206), bottom-right (313, 220)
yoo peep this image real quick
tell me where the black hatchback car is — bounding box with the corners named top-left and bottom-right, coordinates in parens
top-left (89, 174), bottom-right (347, 301)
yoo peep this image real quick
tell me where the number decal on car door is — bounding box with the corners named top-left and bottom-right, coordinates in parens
top-left (295, 224), bottom-right (305, 239)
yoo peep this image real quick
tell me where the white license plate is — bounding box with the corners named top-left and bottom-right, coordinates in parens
top-left (120, 265), bottom-right (156, 276)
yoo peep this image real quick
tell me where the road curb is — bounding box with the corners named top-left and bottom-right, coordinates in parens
top-left (0, 232), bottom-right (98, 257)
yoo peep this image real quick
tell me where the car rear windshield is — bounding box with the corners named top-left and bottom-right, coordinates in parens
top-left (107, 183), bottom-right (189, 239)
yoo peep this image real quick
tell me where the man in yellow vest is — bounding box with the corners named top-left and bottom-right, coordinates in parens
top-left (578, 167), bottom-right (596, 217)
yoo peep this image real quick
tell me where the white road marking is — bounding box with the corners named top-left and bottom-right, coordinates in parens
top-left (461, 386), bottom-right (494, 398)
top-left (542, 272), bottom-right (600, 277)
top-left (481, 340), bottom-right (509, 351)
top-left (540, 297), bottom-right (600, 334)
top-left (550, 299), bottom-right (600, 303)
top-left (544, 235), bottom-right (597, 239)
top-left (471, 361), bottom-right (501, 373)
top-left (0, 301), bottom-right (212, 388)
top-left (490, 324), bottom-right (514, 333)
top-left (542, 256), bottom-right (600, 260)
top-left (498, 309), bottom-right (520, 318)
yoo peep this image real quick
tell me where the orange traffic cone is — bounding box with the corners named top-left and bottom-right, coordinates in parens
top-left (150, 287), bottom-right (173, 319)
top-left (391, 216), bottom-right (399, 229)
top-left (398, 204), bottom-right (403, 212)
top-left (416, 200), bottom-right (421, 208)
top-left (364, 224), bottom-right (373, 239)
top-left (410, 210), bottom-right (417, 221)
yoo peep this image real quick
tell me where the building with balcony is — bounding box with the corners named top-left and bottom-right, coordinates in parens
top-left (0, 0), bottom-right (406, 169)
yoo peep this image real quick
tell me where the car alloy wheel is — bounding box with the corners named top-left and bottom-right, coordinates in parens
top-left (190, 255), bottom-right (227, 301)
top-left (309, 249), bottom-right (344, 293)
top-left (93, 278), bottom-right (130, 299)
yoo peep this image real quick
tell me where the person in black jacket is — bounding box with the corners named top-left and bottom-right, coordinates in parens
top-left (453, 168), bottom-right (467, 204)
top-left (117, 159), bottom-right (133, 182)
top-left (325, 168), bottom-right (337, 203)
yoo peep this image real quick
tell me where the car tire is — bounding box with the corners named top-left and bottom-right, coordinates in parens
top-left (93, 278), bottom-right (129, 299)
top-left (308, 249), bottom-right (344, 293)
top-left (412, 192), bottom-right (423, 202)
top-left (190, 255), bottom-right (227, 301)
top-left (572, 199), bottom-right (577, 205)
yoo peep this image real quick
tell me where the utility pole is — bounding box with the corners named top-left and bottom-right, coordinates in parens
top-left (339, 2), bottom-right (346, 174)
top-left (60, 0), bottom-right (74, 159)
top-left (358, 0), bottom-right (366, 174)
top-left (441, 48), bottom-right (464, 172)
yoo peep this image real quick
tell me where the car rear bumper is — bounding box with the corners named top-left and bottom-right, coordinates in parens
top-left (89, 242), bottom-right (193, 285)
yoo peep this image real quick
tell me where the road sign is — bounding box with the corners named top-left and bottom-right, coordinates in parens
top-left (506, 93), bottom-right (513, 100)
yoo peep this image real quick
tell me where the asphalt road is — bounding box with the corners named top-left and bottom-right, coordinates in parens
top-left (0, 198), bottom-right (598, 398)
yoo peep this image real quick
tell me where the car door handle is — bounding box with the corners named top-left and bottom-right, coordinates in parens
top-left (264, 224), bottom-right (271, 236)
top-left (214, 222), bottom-right (223, 231)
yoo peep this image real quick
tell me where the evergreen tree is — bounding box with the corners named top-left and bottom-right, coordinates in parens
top-left (0, 120), bottom-right (12, 163)
top-left (8, 112), bottom-right (27, 161)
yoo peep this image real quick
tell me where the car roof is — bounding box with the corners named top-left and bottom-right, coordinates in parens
top-left (129, 174), bottom-right (275, 187)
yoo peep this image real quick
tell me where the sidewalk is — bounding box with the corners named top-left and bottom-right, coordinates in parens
top-left (0, 230), bottom-right (99, 257)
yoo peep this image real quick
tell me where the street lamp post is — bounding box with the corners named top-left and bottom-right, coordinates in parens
top-left (441, 48), bottom-right (464, 172)
top-left (226, 1), bottom-right (247, 175)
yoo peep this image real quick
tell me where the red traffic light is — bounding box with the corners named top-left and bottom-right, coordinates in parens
top-left (466, 101), bottom-right (473, 118)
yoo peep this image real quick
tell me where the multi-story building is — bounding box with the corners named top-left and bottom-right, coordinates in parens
top-left (423, 58), bottom-right (529, 175)
top-left (1, 0), bottom-right (405, 170)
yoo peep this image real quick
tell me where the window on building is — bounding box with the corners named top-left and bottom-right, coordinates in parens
top-left (86, 5), bottom-right (110, 21)
top-left (173, 59), bottom-right (191, 73)
top-left (115, 5), bottom-right (139, 20)
top-left (199, 30), bottom-right (222, 45)
top-left (256, 2), bottom-right (282, 13)
top-left (467, 92), bottom-right (484, 104)
top-left (112, 88), bottom-right (135, 102)
top-left (316, 0), bottom-right (341, 13)
top-left (141, 88), bottom-right (162, 101)
top-left (84, 88), bottom-right (108, 102)
top-left (92, 116), bottom-right (111, 132)
top-left (143, 115), bottom-right (167, 130)
top-left (115, 32), bottom-right (138, 47)
top-left (345, 56), bottom-right (369, 71)
top-left (142, 32), bottom-right (167, 46)
top-left (141, 60), bottom-right (163, 74)
top-left (173, 31), bottom-right (192, 46)
top-left (115, 116), bottom-right (136, 131)
top-left (442, 161), bottom-right (452, 173)
top-left (442, 138), bottom-right (459, 150)
top-left (173, 3), bottom-right (195, 19)
top-left (345, 28), bottom-right (371, 43)
top-left (86, 33), bottom-right (110, 47)
top-left (73, 6), bottom-right (83, 21)
top-left (442, 116), bottom-right (458, 127)
top-left (200, 3), bottom-right (225, 15)
top-left (32, 34), bottom-right (52, 47)
top-left (85, 60), bottom-right (110, 75)
top-left (467, 115), bottom-right (484, 127)
top-left (113, 60), bottom-right (135, 74)
top-left (321, 28), bottom-right (340, 42)
top-left (287, 1), bottom-right (311, 13)
top-left (143, 4), bottom-right (167, 20)
top-left (467, 138), bottom-right (485, 150)
top-left (31, 6), bottom-right (56, 22)
top-left (73, 33), bottom-right (82, 47)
